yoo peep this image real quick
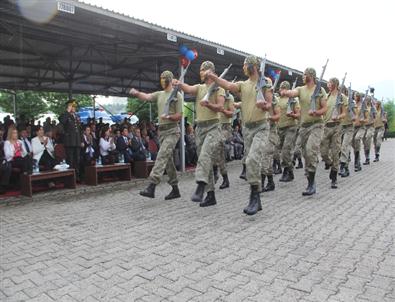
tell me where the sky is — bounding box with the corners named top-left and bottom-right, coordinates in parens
top-left (83, 0), bottom-right (394, 101)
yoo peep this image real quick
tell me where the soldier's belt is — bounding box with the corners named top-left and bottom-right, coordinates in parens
top-left (325, 122), bottom-right (340, 128)
top-left (301, 121), bottom-right (322, 128)
top-left (278, 124), bottom-right (297, 130)
top-left (341, 124), bottom-right (354, 128)
top-left (159, 123), bottom-right (178, 131)
top-left (196, 119), bottom-right (219, 127)
top-left (244, 119), bottom-right (266, 129)
top-left (374, 126), bottom-right (384, 129)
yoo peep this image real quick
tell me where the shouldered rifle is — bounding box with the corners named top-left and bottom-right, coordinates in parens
top-left (256, 54), bottom-right (268, 103)
top-left (162, 62), bottom-right (190, 116)
top-left (202, 63), bottom-right (232, 102)
top-left (332, 72), bottom-right (347, 119)
top-left (311, 59), bottom-right (329, 111)
top-left (286, 78), bottom-right (298, 114)
top-left (347, 83), bottom-right (355, 119)
top-left (225, 76), bottom-right (237, 100)
top-left (359, 89), bottom-right (369, 120)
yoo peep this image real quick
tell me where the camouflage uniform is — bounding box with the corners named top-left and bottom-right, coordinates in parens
top-left (373, 106), bottom-right (385, 156)
top-left (362, 103), bottom-right (375, 163)
top-left (339, 98), bottom-right (355, 165)
top-left (352, 98), bottom-right (367, 171)
top-left (217, 94), bottom-right (234, 176)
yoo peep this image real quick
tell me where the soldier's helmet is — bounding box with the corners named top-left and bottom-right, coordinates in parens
top-left (280, 81), bottom-right (291, 90)
top-left (244, 55), bottom-right (261, 67)
top-left (200, 61), bottom-right (215, 72)
top-left (304, 67), bottom-right (316, 79)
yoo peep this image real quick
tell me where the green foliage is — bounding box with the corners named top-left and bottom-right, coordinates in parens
top-left (0, 91), bottom-right (48, 121)
top-left (183, 102), bottom-right (195, 126)
top-left (384, 99), bottom-right (395, 131)
top-left (126, 97), bottom-right (158, 123)
top-left (45, 92), bottom-right (93, 117)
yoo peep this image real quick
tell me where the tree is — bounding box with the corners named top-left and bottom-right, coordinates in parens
top-left (384, 99), bottom-right (395, 131)
top-left (45, 92), bottom-right (93, 117)
top-left (126, 97), bottom-right (158, 123)
top-left (0, 91), bottom-right (48, 121)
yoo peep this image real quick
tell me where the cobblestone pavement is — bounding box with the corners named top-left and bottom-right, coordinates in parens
top-left (1, 139), bottom-right (394, 302)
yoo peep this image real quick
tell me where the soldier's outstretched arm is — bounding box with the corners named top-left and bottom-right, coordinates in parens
top-left (280, 89), bottom-right (299, 98)
top-left (172, 80), bottom-right (198, 95)
top-left (206, 71), bottom-right (239, 94)
top-left (129, 88), bottom-right (153, 101)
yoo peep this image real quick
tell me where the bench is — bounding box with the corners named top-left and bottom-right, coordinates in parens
top-left (133, 160), bottom-right (155, 178)
top-left (85, 163), bottom-right (131, 186)
top-left (20, 169), bottom-right (76, 197)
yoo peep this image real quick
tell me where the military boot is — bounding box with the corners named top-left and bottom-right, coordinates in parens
top-left (140, 183), bottom-right (156, 198)
top-left (243, 185), bottom-right (261, 215)
top-left (264, 175), bottom-right (275, 192)
top-left (330, 169), bottom-right (338, 189)
top-left (191, 181), bottom-right (206, 202)
top-left (239, 164), bottom-right (247, 180)
top-left (219, 174), bottom-right (230, 189)
top-left (373, 147), bottom-right (380, 162)
top-left (200, 191), bottom-right (217, 207)
top-left (302, 172), bottom-right (316, 196)
top-left (165, 185), bottom-right (181, 200)
top-left (363, 149), bottom-right (370, 165)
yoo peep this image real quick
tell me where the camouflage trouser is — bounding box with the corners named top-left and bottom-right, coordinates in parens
top-left (374, 127), bottom-right (385, 150)
top-left (320, 124), bottom-right (342, 171)
top-left (217, 123), bottom-right (233, 175)
top-left (195, 123), bottom-right (222, 192)
top-left (243, 122), bottom-right (270, 190)
top-left (148, 127), bottom-right (179, 186)
top-left (261, 127), bottom-right (279, 176)
top-left (293, 128), bottom-right (302, 158)
top-left (363, 125), bottom-right (374, 152)
top-left (352, 126), bottom-right (365, 152)
top-left (278, 125), bottom-right (298, 169)
top-left (241, 125), bottom-right (248, 165)
top-left (298, 123), bottom-right (324, 174)
top-left (340, 124), bottom-right (354, 164)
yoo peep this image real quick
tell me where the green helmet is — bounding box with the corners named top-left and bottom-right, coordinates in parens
top-left (304, 67), bottom-right (316, 79)
top-left (279, 81), bottom-right (290, 90)
top-left (244, 55), bottom-right (260, 67)
top-left (160, 70), bottom-right (174, 81)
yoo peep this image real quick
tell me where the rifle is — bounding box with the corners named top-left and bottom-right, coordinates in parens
top-left (202, 63), bottom-right (232, 102)
top-left (359, 89), bottom-right (369, 120)
top-left (225, 76), bottom-right (237, 100)
top-left (331, 72), bottom-right (347, 119)
top-left (311, 59), bottom-right (329, 111)
top-left (162, 62), bottom-right (190, 116)
top-left (256, 54), bottom-right (268, 103)
top-left (347, 83), bottom-right (355, 119)
top-left (286, 78), bottom-right (298, 114)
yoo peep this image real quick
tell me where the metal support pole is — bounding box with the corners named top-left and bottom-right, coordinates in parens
top-left (180, 65), bottom-right (186, 173)
top-left (149, 102), bottom-right (152, 122)
top-left (12, 92), bottom-right (16, 121)
top-left (93, 96), bottom-right (96, 121)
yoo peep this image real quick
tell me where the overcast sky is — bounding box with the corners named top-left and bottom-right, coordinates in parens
top-left (83, 0), bottom-right (394, 101)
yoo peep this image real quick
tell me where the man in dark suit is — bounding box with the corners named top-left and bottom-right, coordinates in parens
top-left (116, 127), bottom-right (133, 162)
top-left (59, 99), bottom-right (82, 179)
top-left (130, 128), bottom-right (147, 161)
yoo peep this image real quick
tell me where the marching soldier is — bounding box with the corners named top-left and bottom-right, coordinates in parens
top-left (373, 100), bottom-right (387, 162)
top-left (261, 93), bottom-right (280, 192)
top-left (175, 61), bottom-right (225, 207)
top-left (339, 89), bottom-right (356, 177)
top-left (214, 91), bottom-right (235, 189)
top-left (277, 81), bottom-right (300, 182)
top-left (320, 77), bottom-right (346, 189)
top-left (207, 55), bottom-right (273, 215)
top-left (362, 96), bottom-right (375, 165)
top-left (352, 92), bottom-right (367, 172)
top-left (280, 67), bottom-right (327, 196)
top-left (129, 71), bottom-right (183, 200)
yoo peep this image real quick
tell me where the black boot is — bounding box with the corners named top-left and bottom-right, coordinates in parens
top-left (338, 162), bottom-right (345, 176)
top-left (200, 191), bottom-right (217, 207)
top-left (302, 172), bottom-right (316, 196)
top-left (264, 175), bottom-right (275, 192)
top-left (260, 174), bottom-right (266, 193)
top-left (165, 185), bottom-right (181, 200)
top-left (354, 151), bottom-right (362, 172)
top-left (324, 162), bottom-right (331, 170)
top-left (219, 174), bottom-right (229, 189)
top-left (213, 165), bottom-right (219, 183)
top-left (296, 156), bottom-right (303, 169)
top-left (363, 149), bottom-right (370, 165)
top-left (243, 185), bottom-right (261, 215)
top-left (191, 181), bottom-right (206, 202)
top-left (274, 160), bottom-right (282, 175)
top-left (140, 183), bottom-right (156, 198)
top-left (279, 167), bottom-right (289, 182)
top-left (288, 168), bottom-right (294, 181)
top-left (373, 147), bottom-right (380, 162)
top-left (341, 165), bottom-right (350, 177)
top-left (239, 164), bottom-right (247, 180)
top-left (330, 169), bottom-right (338, 189)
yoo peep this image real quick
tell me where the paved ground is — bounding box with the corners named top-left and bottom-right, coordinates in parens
top-left (1, 139), bottom-right (395, 302)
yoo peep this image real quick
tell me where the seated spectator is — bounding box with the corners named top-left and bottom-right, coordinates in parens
top-left (185, 125), bottom-right (197, 166)
top-left (4, 126), bottom-right (33, 174)
top-left (31, 126), bottom-right (57, 170)
top-left (130, 128), bottom-right (147, 161)
top-left (232, 125), bottom-right (244, 160)
top-left (19, 127), bottom-right (33, 156)
top-left (99, 127), bottom-right (117, 165)
top-left (116, 127), bottom-right (133, 162)
top-left (81, 125), bottom-right (96, 165)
